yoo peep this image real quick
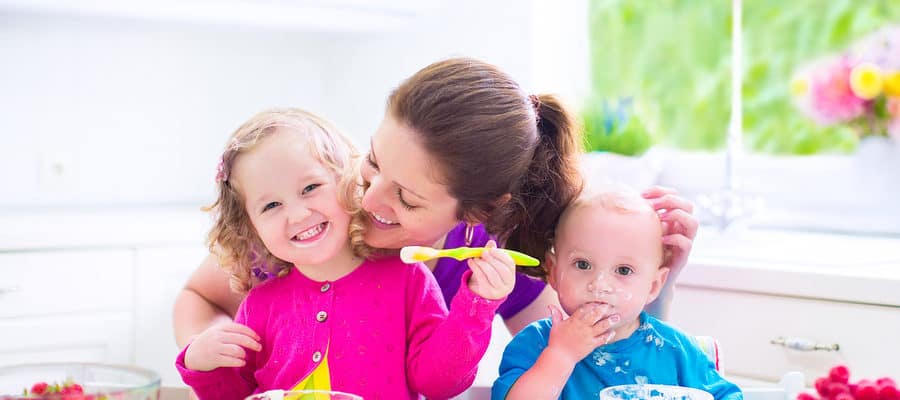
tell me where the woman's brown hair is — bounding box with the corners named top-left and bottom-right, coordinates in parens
top-left (387, 57), bottom-right (584, 279)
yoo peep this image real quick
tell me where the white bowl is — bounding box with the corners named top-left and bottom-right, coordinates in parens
top-left (599, 384), bottom-right (713, 400)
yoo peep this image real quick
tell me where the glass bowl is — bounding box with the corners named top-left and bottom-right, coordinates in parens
top-left (0, 363), bottom-right (160, 399)
top-left (599, 384), bottom-right (713, 400)
top-left (245, 390), bottom-right (363, 400)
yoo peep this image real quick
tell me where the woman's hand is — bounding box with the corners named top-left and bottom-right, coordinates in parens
top-left (642, 186), bottom-right (698, 275)
top-left (546, 303), bottom-right (619, 365)
top-left (184, 322), bottom-right (262, 372)
top-left (466, 240), bottom-right (516, 301)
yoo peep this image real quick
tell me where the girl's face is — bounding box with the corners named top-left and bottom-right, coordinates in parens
top-left (360, 114), bottom-right (461, 249)
top-left (547, 204), bottom-right (668, 340)
top-left (231, 129), bottom-right (356, 276)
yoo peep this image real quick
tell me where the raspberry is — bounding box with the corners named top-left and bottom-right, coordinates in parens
top-left (816, 377), bottom-right (832, 397)
top-left (829, 382), bottom-right (851, 397)
top-left (796, 393), bottom-right (818, 400)
top-left (879, 384), bottom-right (900, 400)
top-left (878, 377), bottom-right (898, 388)
top-left (829, 365), bottom-right (851, 384)
top-left (30, 382), bottom-right (49, 395)
top-left (834, 393), bottom-right (854, 400)
top-left (858, 382), bottom-right (880, 400)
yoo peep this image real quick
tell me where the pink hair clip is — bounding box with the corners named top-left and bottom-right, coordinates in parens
top-left (215, 156), bottom-right (228, 183)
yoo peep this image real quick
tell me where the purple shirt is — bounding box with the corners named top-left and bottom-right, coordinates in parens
top-left (432, 223), bottom-right (546, 320)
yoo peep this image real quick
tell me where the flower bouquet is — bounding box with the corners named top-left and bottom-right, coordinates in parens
top-left (791, 25), bottom-right (900, 142)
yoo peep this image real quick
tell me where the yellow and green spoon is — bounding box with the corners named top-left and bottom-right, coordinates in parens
top-left (400, 245), bottom-right (541, 267)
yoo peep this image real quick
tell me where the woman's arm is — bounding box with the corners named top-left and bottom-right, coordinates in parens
top-left (173, 254), bottom-right (245, 348)
top-left (502, 285), bottom-right (560, 335)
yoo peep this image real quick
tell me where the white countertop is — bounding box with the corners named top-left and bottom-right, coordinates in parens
top-left (683, 228), bottom-right (900, 307)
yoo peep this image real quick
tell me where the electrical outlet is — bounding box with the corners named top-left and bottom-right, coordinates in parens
top-left (38, 151), bottom-right (77, 192)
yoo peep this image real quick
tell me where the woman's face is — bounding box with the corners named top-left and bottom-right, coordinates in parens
top-left (360, 114), bottom-right (461, 249)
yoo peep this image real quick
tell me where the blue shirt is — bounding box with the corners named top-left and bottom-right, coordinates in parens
top-left (492, 312), bottom-right (743, 400)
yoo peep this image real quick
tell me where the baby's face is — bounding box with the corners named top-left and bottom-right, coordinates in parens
top-left (548, 202), bottom-right (667, 335)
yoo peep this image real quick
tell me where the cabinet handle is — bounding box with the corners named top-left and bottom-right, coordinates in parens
top-left (770, 336), bottom-right (840, 352)
top-left (0, 286), bottom-right (21, 294)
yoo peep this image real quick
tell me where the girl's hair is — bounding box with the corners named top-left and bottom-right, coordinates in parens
top-left (205, 108), bottom-right (370, 294)
top-left (387, 57), bottom-right (584, 279)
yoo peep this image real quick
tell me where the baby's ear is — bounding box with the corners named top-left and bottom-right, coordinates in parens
top-left (646, 267), bottom-right (671, 305)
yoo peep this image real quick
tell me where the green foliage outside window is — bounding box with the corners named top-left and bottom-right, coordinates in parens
top-left (585, 0), bottom-right (900, 155)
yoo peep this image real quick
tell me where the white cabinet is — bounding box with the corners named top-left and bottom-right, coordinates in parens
top-left (0, 312), bottom-right (133, 366)
top-left (134, 244), bottom-right (208, 387)
top-left (668, 230), bottom-right (900, 386)
top-left (0, 208), bottom-right (209, 386)
top-left (0, 250), bottom-right (135, 366)
top-left (670, 287), bottom-right (900, 384)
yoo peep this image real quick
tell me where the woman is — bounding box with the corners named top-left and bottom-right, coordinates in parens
top-left (174, 57), bottom-right (697, 353)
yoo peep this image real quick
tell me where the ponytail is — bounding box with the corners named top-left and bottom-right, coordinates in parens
top-left (493, 94), bottom-right (584, 279)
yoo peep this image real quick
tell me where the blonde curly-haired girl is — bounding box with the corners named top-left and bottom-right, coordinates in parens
top-left (176, 108), bottom-right (512, 400)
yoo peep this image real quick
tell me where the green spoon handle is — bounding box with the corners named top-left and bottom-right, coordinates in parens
top-left (444, 247), bottom-right (540, 267)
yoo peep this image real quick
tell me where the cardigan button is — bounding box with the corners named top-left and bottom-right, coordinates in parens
top-left (316, 311), bottom-right (328, 322)
top-left (320, 282), bottom-right (331, 292)
top-left (312, 351), bottom-right (322, 363)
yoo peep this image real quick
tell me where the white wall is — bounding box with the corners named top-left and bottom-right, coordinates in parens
top-left (0, 1), bottom-right (588, 209)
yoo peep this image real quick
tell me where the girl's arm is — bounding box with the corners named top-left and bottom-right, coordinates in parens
top-left (405, 266), bottom-right (503, 399)
top-left (174, 254), bottom-right (245, 348)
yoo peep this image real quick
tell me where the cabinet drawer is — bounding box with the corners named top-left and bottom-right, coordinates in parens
top-left (669, 287), bottom-right (900, 384)
top-left (0, 312), bottom-right (133, 366)
top-left (0, 250), bottom-right (134, 318)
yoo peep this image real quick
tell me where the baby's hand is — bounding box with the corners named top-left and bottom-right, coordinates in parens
top-left (546, 303), bottom-right (619, 365)
top-left (184, 322), bottom-right (262, 372)
top-left (466, 240), bottom-right (516, 300)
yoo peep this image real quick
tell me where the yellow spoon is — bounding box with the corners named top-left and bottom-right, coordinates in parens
top-left (400, 245), bottom-right (541, 267)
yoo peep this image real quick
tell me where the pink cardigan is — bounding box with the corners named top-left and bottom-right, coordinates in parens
top-left (176, 256), bottom-right (503, 400)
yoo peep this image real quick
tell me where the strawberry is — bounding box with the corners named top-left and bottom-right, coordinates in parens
top-left (829, 365), bottom-right (851, 384)
top-left (67, 383), bottom-right (84, 394)
top-left (30, 382), bottom-right (49, 395)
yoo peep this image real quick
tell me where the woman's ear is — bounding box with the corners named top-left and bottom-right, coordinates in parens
top-left (646, 267), bottom-right (671, 305)
top-left (544, 248), bottom-right (558, 289)
top-left (496, 193), bottom-right (512, 207)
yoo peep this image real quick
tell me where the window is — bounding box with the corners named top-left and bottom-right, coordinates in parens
top-left (585, 0), bottom-right (900, 235)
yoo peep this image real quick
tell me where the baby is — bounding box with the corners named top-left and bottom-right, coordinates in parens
top-left (492, 186), bottom-right (742, 400)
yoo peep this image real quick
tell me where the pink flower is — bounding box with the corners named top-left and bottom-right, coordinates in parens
top-left (808, 57), bottom-right (867, 124)
top-left (889, 117), bottom-right (900, 142)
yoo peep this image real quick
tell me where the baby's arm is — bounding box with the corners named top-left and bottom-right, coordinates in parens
top-left (404, 265), bottom-right (504, 399)
top-left (499, 304), bottom-right (617, 400)
top-left (175, 301), bottom-right (260, 400)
